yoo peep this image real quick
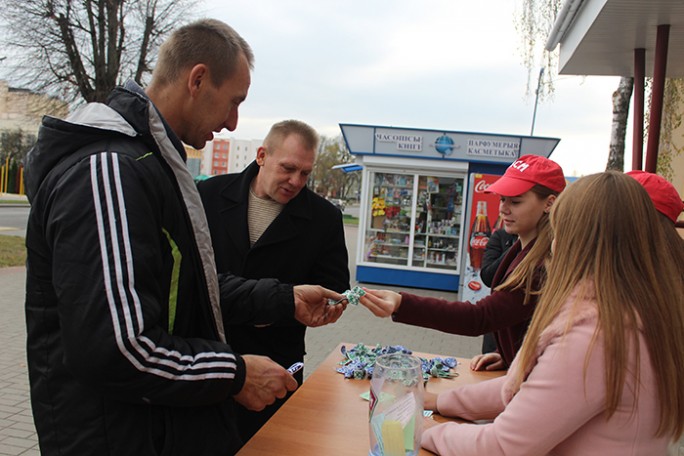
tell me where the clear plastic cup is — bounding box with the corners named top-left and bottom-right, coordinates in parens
top-left (369, 353), bottom-right (424, 456)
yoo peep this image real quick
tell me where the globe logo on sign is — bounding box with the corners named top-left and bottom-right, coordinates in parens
top-left (434, 134), bottom-right (454, 156)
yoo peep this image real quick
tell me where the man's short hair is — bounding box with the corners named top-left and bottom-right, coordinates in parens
top-left (153, 19), bottom-right (254, 87)
top-left (263, 120), bottom-right (319, 153)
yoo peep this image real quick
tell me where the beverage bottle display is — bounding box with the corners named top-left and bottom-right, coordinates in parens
top-left (469, 201), bottom-right (492, 270)
top-left (493, 212), bottom-right (505, 232)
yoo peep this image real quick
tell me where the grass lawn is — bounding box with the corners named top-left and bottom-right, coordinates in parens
top-left (0, 235), bottom-right (26, 268)
top-left (342, 214), bottom-right (359, 226)
top-left (0, 200), bottom-right (29, 205)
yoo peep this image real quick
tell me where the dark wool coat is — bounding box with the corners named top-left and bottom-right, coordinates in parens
top-left (198, 161), bottom-right (350, 370)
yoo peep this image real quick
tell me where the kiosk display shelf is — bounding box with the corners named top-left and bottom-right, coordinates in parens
top-left (364, 171), bottom-right (465, 272)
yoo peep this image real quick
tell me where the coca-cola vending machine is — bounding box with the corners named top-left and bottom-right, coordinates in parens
top-left (460, 173), bottom-right (504, 303)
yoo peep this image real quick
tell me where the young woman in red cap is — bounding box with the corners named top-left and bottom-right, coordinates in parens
top-left (420, 171), bottom-right (684, 455)
top-left (359, 154), bottom-right (566, 371)
top-left (626, 170), bottom-right (684, 262)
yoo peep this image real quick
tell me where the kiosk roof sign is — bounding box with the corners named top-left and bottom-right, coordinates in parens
top-left (340, 123), bottom-right (559, 164)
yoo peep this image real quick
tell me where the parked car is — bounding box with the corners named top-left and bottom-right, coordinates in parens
top-left (327, 198), bottom-right (346, 212)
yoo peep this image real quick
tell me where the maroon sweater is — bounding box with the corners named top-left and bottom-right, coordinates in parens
top-left (393, 239), bottom-right (541, 368)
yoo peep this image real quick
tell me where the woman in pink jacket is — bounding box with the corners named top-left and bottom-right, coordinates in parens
top-left (421, 171), bottom-right (684, 455)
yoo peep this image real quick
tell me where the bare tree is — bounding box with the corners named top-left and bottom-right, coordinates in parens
top-left (606, 77), bottom-right (633, 170)
top-left (517, 0), bottom-right (633, 172)
top-left (515, 0), bottom-right (562, 100)
top-left (0, 0), bottom-right (196, 104)
top-left (309, 135), bottom-right (357, 199)
top-left (1, 129), bottom-right (37, 165)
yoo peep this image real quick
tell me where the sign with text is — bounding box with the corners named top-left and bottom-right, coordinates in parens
top-left (375, 132), bottom-right (423, 152)
top-left (340, 124), bottom-right (559, 164)
top-left (466, 137), bottom-right (520, 159)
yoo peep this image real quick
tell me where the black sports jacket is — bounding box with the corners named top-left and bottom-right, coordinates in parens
top-left (24, 81), bottom-right (253, 455)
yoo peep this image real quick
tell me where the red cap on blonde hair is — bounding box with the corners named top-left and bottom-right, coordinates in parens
top-left (486, 155), bottom-right (566, 196)
top-left (626, 170), bottom-right (684, 224)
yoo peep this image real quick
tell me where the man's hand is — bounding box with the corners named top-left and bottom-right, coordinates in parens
top-left (293, 285), bottom-right (346, 327)
top-left (234, 355), bottom-right (299, 411)
top-left (357, 288), bottom-right (402, 318)
top-left (470, 352), bottom-right (505, 371)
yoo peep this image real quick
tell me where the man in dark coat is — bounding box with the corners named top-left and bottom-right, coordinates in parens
top-left (198, 119), bottom-right (350, 440)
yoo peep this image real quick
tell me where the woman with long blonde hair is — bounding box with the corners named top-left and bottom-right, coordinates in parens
top-left (421, 171), bottom-right (684, 455)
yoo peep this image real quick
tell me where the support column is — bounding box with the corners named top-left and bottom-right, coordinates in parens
top-left (645, 24), bottom-right (670, 173)
top-left (632, 49), bottom-right (645, 171)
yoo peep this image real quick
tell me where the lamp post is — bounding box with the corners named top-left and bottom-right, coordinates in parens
top-left (530, 67), bottom-right (544, 136)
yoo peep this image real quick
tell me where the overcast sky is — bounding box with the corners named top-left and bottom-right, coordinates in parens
top-left (201, 0), bottom-right (630, 177)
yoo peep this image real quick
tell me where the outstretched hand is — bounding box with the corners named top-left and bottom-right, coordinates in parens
top-left (293, 285), bottom-right (346, 327)
top-left (357, 288), bottom-right (402, 318)
top-left (235, 355), bottom-right (298, 411)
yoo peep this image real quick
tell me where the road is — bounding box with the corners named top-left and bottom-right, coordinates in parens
top-left (0, 205), bottom-right (29, 237)
top-left (344, 202), bottom-right (359, 219)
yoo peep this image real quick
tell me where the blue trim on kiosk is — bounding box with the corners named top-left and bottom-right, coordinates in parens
top-left (356, 265), bottom-right (460, 292)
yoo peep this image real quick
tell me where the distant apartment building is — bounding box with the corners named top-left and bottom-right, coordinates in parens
top-left (206, 137), bottom-right (231, 175)
top-left (201, 134), bottom-right (262, 176)
top-left (0, 80), bottom-right (68, 134)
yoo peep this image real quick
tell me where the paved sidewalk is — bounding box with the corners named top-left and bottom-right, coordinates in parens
top-left (0, 267), bottom-right (39, 456)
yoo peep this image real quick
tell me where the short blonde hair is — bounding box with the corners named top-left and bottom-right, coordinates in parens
top-left (152, 19), bottom-right (254, 87)
top-left (263, 120), bottom-right (319, 153)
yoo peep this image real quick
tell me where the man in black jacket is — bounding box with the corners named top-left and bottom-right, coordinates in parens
top-left (24, 20), bottom-right (344, 455)
top-left (198, 120), bottom-right (350, 441)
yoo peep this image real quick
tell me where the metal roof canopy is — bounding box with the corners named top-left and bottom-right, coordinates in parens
top-left (547, 0), bottom-right (684, 78)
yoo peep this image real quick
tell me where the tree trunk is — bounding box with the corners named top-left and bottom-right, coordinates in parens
top-left (606, 76), bottom-right (634, 171)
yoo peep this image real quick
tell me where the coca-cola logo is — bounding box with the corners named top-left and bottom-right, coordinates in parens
top-left (474, 180), bottom-right (490, 193)
top-left (470, 235), bottom-right (489, 249)
top-left (468, 281), bottom-right (482, 291)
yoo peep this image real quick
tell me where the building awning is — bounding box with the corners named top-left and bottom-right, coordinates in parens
top-left (547, 0), bottom-right (684, 77)
top-left (332, 163), bottom-right (364, 173)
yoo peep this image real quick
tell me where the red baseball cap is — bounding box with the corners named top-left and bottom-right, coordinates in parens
top-left (626, 170), bottom-right (684, 224)
top-left (486, 155), bottom-right (566, 196)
